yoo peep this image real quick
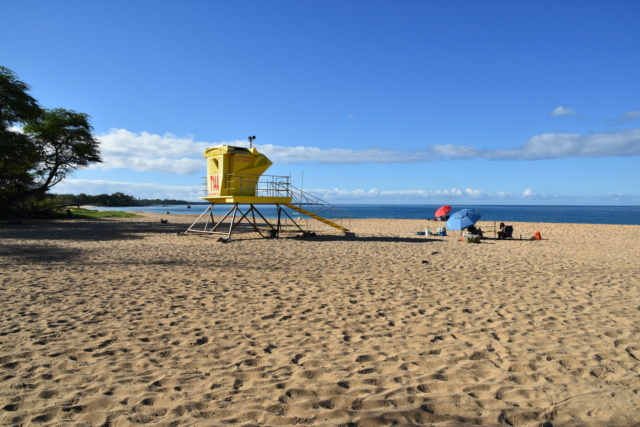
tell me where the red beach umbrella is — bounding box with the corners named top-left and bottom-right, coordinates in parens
top-left (434, 205), bottom-right (451, 218)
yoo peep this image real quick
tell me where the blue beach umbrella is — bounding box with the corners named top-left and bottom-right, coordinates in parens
top-left (446, 209), bottom-right (481, 230)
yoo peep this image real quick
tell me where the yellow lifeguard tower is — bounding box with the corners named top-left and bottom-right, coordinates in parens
top-left (186, 142), bottom-right (351, 239)
top-left (202, 145), bottom-right (288, 203)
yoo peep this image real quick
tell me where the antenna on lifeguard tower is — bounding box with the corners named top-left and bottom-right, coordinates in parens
top-left (248, 135), bottom-right (256, 148)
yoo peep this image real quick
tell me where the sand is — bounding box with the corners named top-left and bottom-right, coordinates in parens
top-left (1, 213), bottom-right (639, 426)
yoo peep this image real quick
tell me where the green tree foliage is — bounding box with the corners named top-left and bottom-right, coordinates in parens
top-left (24, 108), bottom-right (102, 195)
top-left (0, 66), bottom-right (102, 217)
top-left (51, 192), bottom-right (194, 207)
top-left (0, 131), bottom-right (40, 206)
top-left (0, 67), bottom-right (43, 214)
top-left (0, 66), bottom-right (42, 130)
top-left (106, 192), bottom-right (137, 206)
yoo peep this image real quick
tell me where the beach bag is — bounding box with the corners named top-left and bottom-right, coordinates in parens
top-left (462, 233), bottom-right (480, 243)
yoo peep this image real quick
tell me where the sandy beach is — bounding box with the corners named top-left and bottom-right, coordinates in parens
top-left (1, 213), bottom-right (639, 426)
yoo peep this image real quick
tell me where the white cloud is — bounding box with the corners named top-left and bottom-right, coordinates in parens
top-left (623, 110), bottom-right (640, 120)
top-left (259, 144), bottom-right (425, 164)
top-left (307, 187), bottom-right (489, 201)
top-left (604, 110), bottom-right (640, 125)
top-left (53, 179), bottom-right (204, 200)
top-left (297, 186), bottom-right (585, 203)
top-left (89, 127), bottom-right (640, 175)
top-left (52, 179), bottom-right (498, 203)
top-left (94, 129), bottom-right (246, 173)
top-left (53, 178), bottom-right (640, 205)
top-left (430, 144), bottom-right (481, 159)
top-left (550, 106), bottom-right (576, 116)
top-left (275, 128), bottom-right (640, 162)
top-left (491, 128), bottom-right (640, 160)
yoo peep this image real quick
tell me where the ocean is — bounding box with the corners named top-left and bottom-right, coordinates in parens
top-left (93, 204), bottom-right (640, 225)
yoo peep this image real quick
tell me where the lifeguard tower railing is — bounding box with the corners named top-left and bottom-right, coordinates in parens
top-left (202, 173), bottom-right (352, 231)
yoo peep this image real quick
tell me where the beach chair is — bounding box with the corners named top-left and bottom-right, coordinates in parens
top-left (500, 225), bottom-right (514, 239)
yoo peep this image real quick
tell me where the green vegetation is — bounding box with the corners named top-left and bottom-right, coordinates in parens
top-left (54, 207), bottom-right (140, 219)
top-left (51, 192), bottom-right (197, 207)
top-left (1, 66), bottom-right (101, 218)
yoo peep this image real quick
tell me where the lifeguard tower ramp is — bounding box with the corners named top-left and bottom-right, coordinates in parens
top-left (186, 145), bottom-right (351, 239)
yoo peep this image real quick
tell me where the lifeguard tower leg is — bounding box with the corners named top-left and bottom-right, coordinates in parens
top-left (187, 204), bottom-right (215, 234)
top-left (227, 204), bottom-right (240, 239)
top-left (206, 204), bottom-right (216, 230)
top-left (229, 204), bottom-right (266, 237)
top-left (212, 204), bottom-right (237, 234)
top-left (249, 205), bottom-right (278, 236)
top-left (276, 204), bottom-right (306, 235)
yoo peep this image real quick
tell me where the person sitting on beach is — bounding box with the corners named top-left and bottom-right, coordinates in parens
top-left (497, 222), bottom-right (505, 239)
top-left (466, 225), bottom-right (483, 237)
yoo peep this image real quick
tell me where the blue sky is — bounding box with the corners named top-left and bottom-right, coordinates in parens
top-left (2, 0), bottom-right (639, 205)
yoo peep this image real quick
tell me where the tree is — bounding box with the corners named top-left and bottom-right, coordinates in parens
top-left (0, 66), bottom-right (102, 216)
top-left (0, 66), bottom-right (43, 215)
top-left (0, 131), bottom-right (40, 208)
top-left (0, 66), bottom-right (42, 131)
top-left (24, 108), bottom-right (102, 197)
top-left (105, 192), bottom-right (136, 206)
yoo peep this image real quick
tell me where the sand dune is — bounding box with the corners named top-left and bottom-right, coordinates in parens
top-left (1, 214), bottom-right (639, 426)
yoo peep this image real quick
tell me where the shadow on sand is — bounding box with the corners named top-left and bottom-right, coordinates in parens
top-left (0, 218), bottom-right (187, 264)
top-left (0, 218), bottom-right (186, 241)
